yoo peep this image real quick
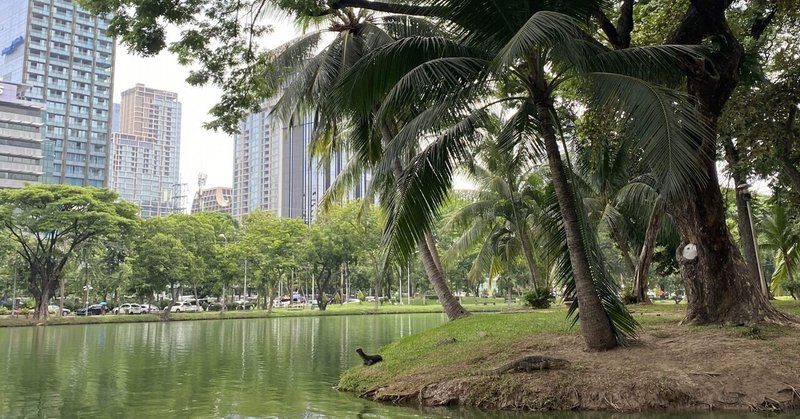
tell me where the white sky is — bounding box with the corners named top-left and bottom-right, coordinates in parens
top-left (112, 21), bottom-right (299, 204)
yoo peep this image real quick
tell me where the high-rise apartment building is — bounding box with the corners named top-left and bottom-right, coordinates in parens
top-left (0, 0), bottom-right (114, 186)
top-left (108, 84), bottom-right (183, 218)
top-left (232, 100), bottom-right (369, 222)
top-left (0, 81), bottom-right (45, 188)
top-left (191, 186), bottom-right (233, 215)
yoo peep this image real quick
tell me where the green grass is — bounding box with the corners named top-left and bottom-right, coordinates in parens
top-left (338, 309), bottom-right (578, 394)
top-left (337, 299), bottom-right (800, 395)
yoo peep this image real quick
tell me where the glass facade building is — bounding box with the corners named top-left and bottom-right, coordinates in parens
top-left (0, 0), bottom-right (115, 187)
top-left (108, 84), bottom-right (183, 218)
top-left (232, 100), bottom-right (369, 223)
top-left (0, 81), bottom-right (45, 188)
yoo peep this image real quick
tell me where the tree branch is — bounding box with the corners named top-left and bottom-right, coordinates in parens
top-left (616, 0), bottom-right (635, 49)
top-left (595, 11), bottom-right (622, 49)
top-left (749, 9), bottom-right (777, 41)
top-left (315, 0), bottom-right (437, 17)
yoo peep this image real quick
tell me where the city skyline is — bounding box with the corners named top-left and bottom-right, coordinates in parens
top-left (0, 0), bottom-right (114, 187)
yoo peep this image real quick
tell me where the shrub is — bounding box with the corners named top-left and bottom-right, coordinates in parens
top-left (0, 307), bottom-right (8, 315)
top-left (356, 290), bottom-right (365, 302)
top-left (523, 287), bottom-right (552, 309)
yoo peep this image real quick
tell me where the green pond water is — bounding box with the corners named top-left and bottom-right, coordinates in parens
top-left (0, 314), bottom-right (789, 418)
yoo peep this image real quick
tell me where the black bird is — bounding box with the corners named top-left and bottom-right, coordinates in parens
top-left (356, 348), bottom-right (383, 366)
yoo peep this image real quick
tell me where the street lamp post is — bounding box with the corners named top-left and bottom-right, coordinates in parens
top-left (218, 233), bottom-right (228, 312)
top-left (11, 260), bottom-right (17, 318)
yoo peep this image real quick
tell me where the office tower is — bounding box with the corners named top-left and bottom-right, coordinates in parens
top-left (232, 99), bottom-right (369, 222)
top-left (0, 0), bottom-right (114, 186)
top-left (0, 81), bottom-right (44, 188)
top-left (108, 84), bottom-right (183, 218)
top-left (191, 187), bottom-right (233, 214)
top-left (232, 99), bottom-right (280, 219)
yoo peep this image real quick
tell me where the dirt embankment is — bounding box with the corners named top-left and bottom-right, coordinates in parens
top-left (359, 328), bottom-right (800, 412)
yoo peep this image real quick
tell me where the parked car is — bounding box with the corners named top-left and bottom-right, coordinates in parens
top-left (76, 304), bottom-right (104, 316)
top-left (47, 304), bottom-right (71, 316)
top-left (169, 301), bottom-right (203, 313)
top-left (113, 303), bottom-right (142, 315)
top-left (139, 304), bottom-right (160, 314)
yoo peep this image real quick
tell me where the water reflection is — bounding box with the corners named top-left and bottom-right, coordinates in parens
top-left (0, 314), bottom-right (446, 418)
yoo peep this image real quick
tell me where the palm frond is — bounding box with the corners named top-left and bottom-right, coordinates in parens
top-left (580, 72), bottom-right (714, 199)
top-left (384, 109), bottom-right (492, 264)
top-left (336, 36), bottom-right (489, 116)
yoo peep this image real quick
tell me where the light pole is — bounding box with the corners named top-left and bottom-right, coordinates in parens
top-left (398, 265), bottom-right (403, 305)
top-left (11, 259), bottom-right (17, 318)
top-left (218, 233), bottom-right (228, 312)
top-left (737, 183), bottom-right (769, 297)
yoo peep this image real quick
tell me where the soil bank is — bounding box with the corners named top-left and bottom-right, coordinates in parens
top-left (338, 304), bottom-right (800, 413)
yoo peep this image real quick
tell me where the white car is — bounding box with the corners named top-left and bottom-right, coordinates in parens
top-left (114, 303), bottom-right (143, 315)
top-left (170, 301), bottom-right (203, 313)
top-left (47, 304), bottom-right (71, 316)
top-left (138, 304), bottom-right (160, 314)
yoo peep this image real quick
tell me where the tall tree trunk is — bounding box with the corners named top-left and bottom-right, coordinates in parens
top-left (777, 108), bottom-right (800, 195)
top-left (418, 236), bottom-right (469, 319)
top-left (722, 136), bottom-right (762, 285)
top-left (517, 228), bottom-right (540, 289)
top-left (535, 95), bottom-right (618, 351)
top-left (633, 199), bottom-right (665, 304)
top-left (668, 0), bottom-right (792, 325)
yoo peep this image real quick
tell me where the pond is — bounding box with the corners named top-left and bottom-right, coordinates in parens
top-left (0, 313), bottom-right (467, 417)
top-left (0, 314), bottom-right (788, 418)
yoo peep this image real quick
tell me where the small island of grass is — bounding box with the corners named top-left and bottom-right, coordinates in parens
top-left (339, 300), bottom-right (800, 413)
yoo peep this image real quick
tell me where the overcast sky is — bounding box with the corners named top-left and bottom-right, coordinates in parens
top-left (112, 21), bottom-right (298, 205)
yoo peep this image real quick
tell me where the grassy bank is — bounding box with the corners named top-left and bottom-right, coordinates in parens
top-left (0, 299), bottom-right (506, 328)
top-left (339, 300), bottom-right (800, 413)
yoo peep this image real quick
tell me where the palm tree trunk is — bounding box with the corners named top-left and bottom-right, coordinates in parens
top-left (633, 199), bottom-right (665, 304)
top-left (517, 229), bottom-right (540, 289)
top-left (610, 228), bottom-right (636, 278)
top-left (418, 236), bottom-right (470, 319)
top-left (424, 232), bottom-right (444, 274)
top-left (535, 96), bottom-right (617, 351)
top-left (382, 121), bottom-right (469, 320)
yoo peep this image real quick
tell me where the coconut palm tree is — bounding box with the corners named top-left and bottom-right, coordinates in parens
top-left (334, 1), bottom-right (711, 350)
top-left (262, 6), bottom-right (471, 320)
top-left (444, 138), bottom-right (548, 291)
top-left (760, 204), bottom-right (800, 298)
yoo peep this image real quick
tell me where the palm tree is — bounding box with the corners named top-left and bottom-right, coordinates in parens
top-left (334, 1), bottom-right (711, 350)
top-left (444, 138), bottom-right (548, 291)
top-left (760, 204), bottom-right (800, 298)
top-left (575, 137), bottom-right (676, 304)
top-left (263, 6), bottom-right (470, 320)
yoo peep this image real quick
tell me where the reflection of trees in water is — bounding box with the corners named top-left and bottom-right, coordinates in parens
top-left (0, 314), bottom-right (447, 416)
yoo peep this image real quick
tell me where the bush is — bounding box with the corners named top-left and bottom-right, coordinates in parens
top-left (523, 287), bottom-right (552, 309)
top-left (0, 307), bottom-right (8, 315)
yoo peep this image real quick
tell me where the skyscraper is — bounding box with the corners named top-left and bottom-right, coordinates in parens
top-left (0, 81), bottom-right (45, 188)
top-left (0, 0), bottom-right (114, 186)
top-left (108, 84), bottom-right (183, 218)
top-left (232, 99), bottom-right (369, 222)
